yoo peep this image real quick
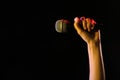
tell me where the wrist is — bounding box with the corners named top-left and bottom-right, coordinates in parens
top-left (87, 40), bottom-right (102, 55)
top-left (87, 39), bottom-right (101, 47)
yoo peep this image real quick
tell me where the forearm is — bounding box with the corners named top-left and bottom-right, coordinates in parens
top-left (87, 41), bottom-right (105, 80)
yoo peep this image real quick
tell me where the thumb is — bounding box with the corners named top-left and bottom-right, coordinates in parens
top-left (74, 17), bottom-right (90, 42)
top-left (74, 17), bottom-right (85, 35)
top-left (74, 17), bottom-right (87, 37)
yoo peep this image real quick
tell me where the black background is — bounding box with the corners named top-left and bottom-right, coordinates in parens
top-left (1, 0), bottom-right (120, 80)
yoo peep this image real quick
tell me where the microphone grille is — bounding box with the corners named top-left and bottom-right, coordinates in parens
top-left (55, 20), bottom-right (67, 33)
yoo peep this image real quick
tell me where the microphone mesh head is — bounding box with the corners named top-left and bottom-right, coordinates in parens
top-left (55, 20), bottom-right (67, 33)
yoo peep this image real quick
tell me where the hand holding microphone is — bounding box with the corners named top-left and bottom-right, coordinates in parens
top-left (55, 16), bottom-right (103, 33)
top-left (55, 16), bottom-right (102, 44)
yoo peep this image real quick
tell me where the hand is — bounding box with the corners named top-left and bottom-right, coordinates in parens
top-left (74, 16), bottom-right (101, 45)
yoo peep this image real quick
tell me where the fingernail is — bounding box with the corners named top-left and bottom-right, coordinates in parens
top-left (74, 17), bottom-right (80, 22)
top-left (80, 16), bottom-right (85, 20)
top-left (91, 19), bottom-right (96, 25)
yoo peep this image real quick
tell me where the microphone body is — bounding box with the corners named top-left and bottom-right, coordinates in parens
top-left (55, 19), bottom-right (103, 33)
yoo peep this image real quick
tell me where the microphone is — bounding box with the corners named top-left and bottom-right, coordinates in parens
top-left (55, 19), bottom-right (103, 33)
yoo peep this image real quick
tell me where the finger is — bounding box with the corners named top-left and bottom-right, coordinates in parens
top-left (91, 19), bottom-right (96, 30)
top-left (91, 24), bottom-right (95, 30)
top-left (80, 16), bottom-right (87, 30)
top-left (86, 18), bottom-right (91, 32)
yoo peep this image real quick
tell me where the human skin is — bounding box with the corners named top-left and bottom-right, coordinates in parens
top-left (74, 17), bottom-right (105, 80)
